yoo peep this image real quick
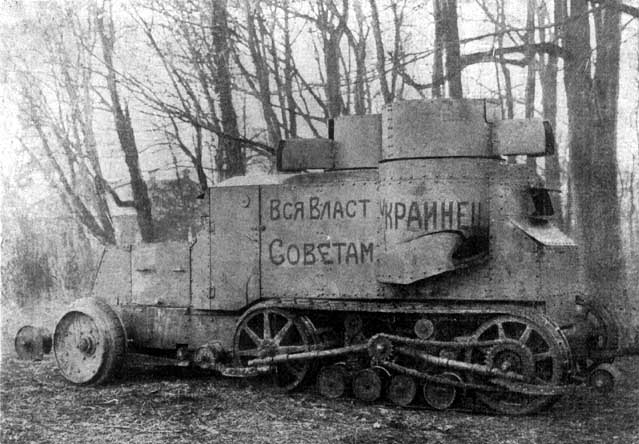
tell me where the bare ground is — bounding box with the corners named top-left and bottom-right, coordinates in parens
top-left (1, 350), bottom-right (638, 444)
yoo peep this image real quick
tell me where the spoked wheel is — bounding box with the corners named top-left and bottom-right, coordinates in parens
top-left (233, 307), bottom-right (317, 391)
top-left (466, 314), bottom-right (568, 415)
top-left (53, 298), bottom-right (126, 385)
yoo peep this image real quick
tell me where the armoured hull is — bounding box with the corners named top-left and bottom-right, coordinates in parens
top-left (43, 99), bottom-right (625, 415)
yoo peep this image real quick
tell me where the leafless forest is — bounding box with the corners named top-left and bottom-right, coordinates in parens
top-left (1, 0), bottom-right (639, 441)
top-left (3, 0), bottom-right (638, 344)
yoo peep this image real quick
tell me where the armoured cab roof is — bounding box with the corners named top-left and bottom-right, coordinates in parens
top-left (215, 169), bottom-right (378, 188)
top-left (277, 99), bottom-right (555, 172)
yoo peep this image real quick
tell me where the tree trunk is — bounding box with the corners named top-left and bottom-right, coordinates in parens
top-left (283, 4), bottom-right (298, 133)
top-left (389, 1), bottom-right (404, 99)
top-left (351, 0), bottom-right (368, 114)
top-left (324, 29), bottom-right (344, 118)
top-left (370, 0), bottom-right (392, 103)
top-left (432, 0), bottom-right (444, 98)
top-left (193, 125), bottom-right (208, 189)
top-left (96, 8), bottom-right (154, 242)
top-left (590, 2), bottom-right (625, 298)
top-left (442, 0), bottom-right (462, 98)
top-left (525, 0), bottom-right (537, 169)
top-left (244, 0), bottom-right (281, 148)
top-left (342, 0), bottom-right (368, 114)
top-left (353, 39), bottom-right (368, 114)
top-left (496, 0), bottom-right (514, 119)
top-left (524, 0), bottom-right (536, 120)
top-left (212, 0), bottom-right (245, 179)
top-left (540, 0), bottom-right (563, 224)
top-left (564, 0), bottom-right (625, 306)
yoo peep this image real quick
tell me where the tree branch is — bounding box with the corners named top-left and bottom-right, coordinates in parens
top-left (101, 179), bottom-right (137, 208)
top-left (591, 1), bottom-right (639, 19)
top-left (402, 42), bottom-right (567, 92)
top-left (462, 42), bottom-right (568, 66)
top-left (619, 3), bottom-right (639, 18)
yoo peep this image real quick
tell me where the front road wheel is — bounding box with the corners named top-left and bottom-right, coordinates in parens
top-left (53, 298), bottom-right (126, 385)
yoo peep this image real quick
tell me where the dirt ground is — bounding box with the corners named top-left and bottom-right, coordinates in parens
top-left (1, 350), bottom-right (638, 444)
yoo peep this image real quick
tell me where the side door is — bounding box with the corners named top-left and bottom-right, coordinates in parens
top-left (131, 242), bottom-right (190, 306)
top-left (209, 186), bottom-right (261, 311)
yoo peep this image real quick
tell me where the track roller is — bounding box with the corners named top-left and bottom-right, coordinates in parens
top-left (353, 366), bottom-right (389, 402)
top-left (423, 372), bottom-right (462, 410)
top-left (387, 374), bottom-right (417, 406)
top-left (317, 363), bottom-right (350, 399)
top-left (414, 318), bottom-right (435, 340)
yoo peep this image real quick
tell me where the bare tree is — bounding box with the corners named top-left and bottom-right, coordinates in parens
top-left (237, 0), bottom-right (360, 139)
top-left (524, 0), bottom-right (536, 120)
top-left (442, 0), bottom-right (462, 97)
top-left (563, 0), bottom-right (625, 304)
top-left (409, 0), bottom-right (561, 97)
top-left (133, 0), bottom-right (256, 183)
top-left (96, 2), bottom-right (155, 241)
top-left (369, 0), bottom-right (407, 103)
top-left (424, 0), bottom-right (464, 98)
top-left (539, 0), bottom-right (564, 224)
top-left (211, 0), bottom-right (245, 178)
top-left (345, 0), bottom-right (371, 113)
top-left (6, 5), bottom-right (116, 245)
top-left (524, 0), bottom-right (537, 169)
top-left (134, 0), bottom-right (284, 182)
top-left (319, 0), bottom-right (348, 117)
top-left (471, 0), bottom-right (514, 117)
top-left (432, 0), bottom-right (444, 98)
top-left (242, 0), bottom-right (285, 146)
top-left (497, 1), bottom-right (515, 119)
top-left (296, 0), bottom-right (349, 118)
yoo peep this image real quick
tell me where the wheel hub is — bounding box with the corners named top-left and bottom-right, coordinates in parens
top-left (368, 336), bottom-right (393, 361)
top-left (486, 341), bottom-right (535, 380)
top-left (78, 336), bottom-right (96, 355)
top-left (496, 351), bottom-right (520, 372)
top-left (258, 339), bottom-right (279, 358)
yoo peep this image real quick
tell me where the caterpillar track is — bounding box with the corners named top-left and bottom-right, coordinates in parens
top-left (223, 302), bottom-right (573, 415)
